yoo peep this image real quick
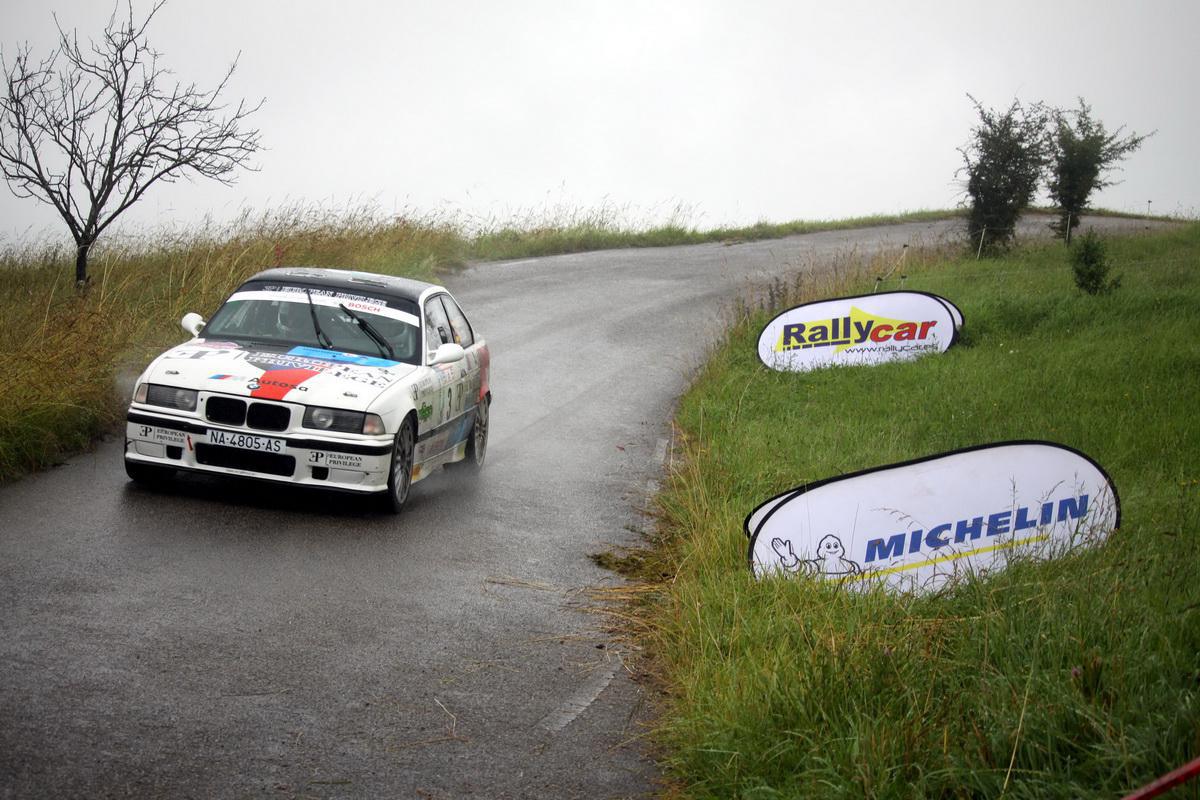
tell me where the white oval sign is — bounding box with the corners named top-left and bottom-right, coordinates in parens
top-left (757, 290), bottom-right (958, 372)
top-left (938, 295), bottom-right (964, 332)
top-left (747, 441), bottom-right (1120, 594)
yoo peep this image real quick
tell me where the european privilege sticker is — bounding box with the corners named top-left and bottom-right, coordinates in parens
top-left (134, 424), bottom-right (186, 446)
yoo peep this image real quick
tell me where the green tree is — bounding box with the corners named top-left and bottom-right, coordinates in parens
top-left (1070, 230), bottom-right (1121, 294)
top-left (1048, 99), bottom-right (1151, 243)
top-left (959, 96), bottom-right (1051, 254)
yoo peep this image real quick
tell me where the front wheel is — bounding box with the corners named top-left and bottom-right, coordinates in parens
top-left (384, 419), bottom-right (415, 513)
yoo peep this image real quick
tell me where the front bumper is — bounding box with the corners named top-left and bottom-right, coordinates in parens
top-left (125, 409), bottom-right (393, 493)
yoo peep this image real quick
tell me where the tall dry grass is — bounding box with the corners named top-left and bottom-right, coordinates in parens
top-left (0, 206), bottom-right (463, 480)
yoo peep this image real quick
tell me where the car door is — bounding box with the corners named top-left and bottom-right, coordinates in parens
top-left (416, 294), bottom-right (467, 462)
top-left (436, 292), bottom-right (485, 414)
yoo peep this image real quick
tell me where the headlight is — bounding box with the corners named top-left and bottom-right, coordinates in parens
top-left (303, 406), bottom-right (366, 433)
top-left (144, 384), bottom-right (197, 411)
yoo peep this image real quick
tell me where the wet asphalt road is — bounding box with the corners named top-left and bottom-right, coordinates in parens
top-left (0, 216), bottom-right (1166, 799)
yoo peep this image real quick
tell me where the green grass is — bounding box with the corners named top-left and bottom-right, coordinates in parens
top-left (637, 224), bottom-right (1200, 798)
top-left (0, 205), bottom-right (958, 483)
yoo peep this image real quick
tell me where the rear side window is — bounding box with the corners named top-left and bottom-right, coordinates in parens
top-left (438, 295), bottom-right (475, 348)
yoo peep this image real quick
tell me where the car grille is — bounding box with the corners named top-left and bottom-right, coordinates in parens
top-left (205, 397), bottom-right (291, 432)
top-left (206, 397), bottom-right (246, 426)
top-left (195, 444), bottom-right (296, 477)
top-left (247, 402), bottom-right (290, 431)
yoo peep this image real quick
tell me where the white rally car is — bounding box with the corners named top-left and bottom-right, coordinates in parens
top-left (124, 267), bottom-right (491, 512)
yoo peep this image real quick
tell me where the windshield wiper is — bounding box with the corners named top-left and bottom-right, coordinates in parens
top-left (304, 289), bottom-right (333, 349)
top-left (339, 303), bottom-right (395, 360)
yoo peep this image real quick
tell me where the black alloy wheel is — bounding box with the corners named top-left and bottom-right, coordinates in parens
top-left (386, 419), bottom-right (415, 513)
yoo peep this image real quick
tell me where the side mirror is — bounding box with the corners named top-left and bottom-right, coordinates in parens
top-left (429, 342), bottom-right (465, 365)
top-left (181, 312), bottom-right (206, 337)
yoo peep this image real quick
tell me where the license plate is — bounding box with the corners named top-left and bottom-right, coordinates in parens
top-left (208, 429), bottom-right (285, 453)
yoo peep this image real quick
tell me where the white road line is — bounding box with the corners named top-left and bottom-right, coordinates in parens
top-left (537, 664), bottom-right (618, 733)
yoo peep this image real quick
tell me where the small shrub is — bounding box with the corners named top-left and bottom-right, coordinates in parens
top-left (1071, 231), bottom-right (1122, 294)
top-left (959, 96), bottom-right (1051, 254)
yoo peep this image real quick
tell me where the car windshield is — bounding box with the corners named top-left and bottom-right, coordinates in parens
top-left (202, 281), bottom-right (422, 365)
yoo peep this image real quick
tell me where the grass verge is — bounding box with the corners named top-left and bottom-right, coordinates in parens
top-left (466, 208), bottom-right (958, 261)
top-left (625, 223), bottom-right (1200, 798)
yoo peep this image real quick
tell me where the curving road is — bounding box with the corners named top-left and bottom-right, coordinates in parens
top-left (0, 216), bottom-right (1167, 798)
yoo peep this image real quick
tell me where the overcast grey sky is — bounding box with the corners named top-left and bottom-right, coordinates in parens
top-left (2, 0), bottom-right (1197, 245)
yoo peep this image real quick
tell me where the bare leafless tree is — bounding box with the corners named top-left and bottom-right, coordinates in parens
top-left (0, 2), bottom-right (262, 285)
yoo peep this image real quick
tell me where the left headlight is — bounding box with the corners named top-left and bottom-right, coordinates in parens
top-left (143, 384), bottom-right (197, 412)
top-left (303, 407), bottom-right (385, 435)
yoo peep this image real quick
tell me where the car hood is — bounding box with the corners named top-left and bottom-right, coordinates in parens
top-left (143, 340), bottom-right (418, 411)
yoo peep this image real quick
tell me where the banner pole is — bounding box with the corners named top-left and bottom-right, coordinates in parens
top-left (1120, 755), bottom-right (1200, 800)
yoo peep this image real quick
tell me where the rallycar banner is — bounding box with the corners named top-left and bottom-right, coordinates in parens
top-left (757, 290), bottom-right (958, 372)
top-left (746, 441), bottom-right (1120, 594)
top-left (938, 294), bottom-right (964, 332)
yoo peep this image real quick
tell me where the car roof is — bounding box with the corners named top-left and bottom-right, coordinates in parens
top-left (243, 267), bottom-right (443, 305)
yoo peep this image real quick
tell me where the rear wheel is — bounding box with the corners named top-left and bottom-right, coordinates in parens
top-left (460, 394), bottom-right (489, 472)
top-left (384, 418), bottom-right (416, 513)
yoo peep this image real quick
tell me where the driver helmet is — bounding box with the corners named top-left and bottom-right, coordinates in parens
top-left (274, 300), bottom-right (312, 338)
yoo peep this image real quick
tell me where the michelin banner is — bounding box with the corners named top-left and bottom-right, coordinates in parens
top-left (757, 290), bottom-right (959, 372)
top-left (746, 441), bottom-right (1120, 594)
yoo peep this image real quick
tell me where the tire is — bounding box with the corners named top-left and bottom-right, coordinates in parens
top-left (384, 418), bottom-right (416, 513)
top-left (458, 394), bottom-right (489, 473)
top-left (124, 458), bottom-right (174, 485)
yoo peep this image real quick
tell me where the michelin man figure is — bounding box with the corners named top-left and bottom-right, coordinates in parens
top-left (771, 534), bottom-right (861, 580)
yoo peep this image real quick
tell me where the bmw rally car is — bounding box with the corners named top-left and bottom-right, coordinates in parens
top-left (124, 267), bottom-right (491, 512)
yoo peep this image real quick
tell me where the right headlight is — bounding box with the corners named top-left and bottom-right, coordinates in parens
top-left (143, 384), bottom-right (197, 411)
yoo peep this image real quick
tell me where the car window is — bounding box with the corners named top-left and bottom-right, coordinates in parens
top-left (424, 295), bottom-right (453, 356)
top-left (438, 295), bottom-right (474, 348)
top-left (203, 283), bottom-right (423, 365)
